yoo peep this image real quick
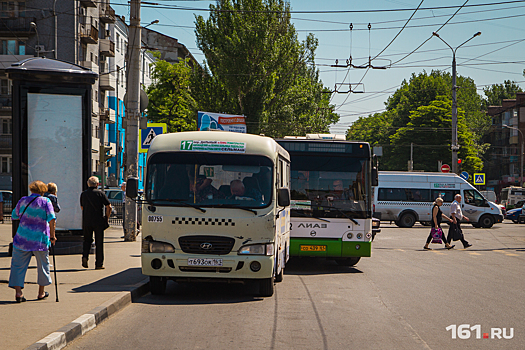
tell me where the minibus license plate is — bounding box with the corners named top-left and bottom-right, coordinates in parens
top-left (300, 245), bottom-right (326, 252)
top-left (187, 258), bottom-right (223, 266)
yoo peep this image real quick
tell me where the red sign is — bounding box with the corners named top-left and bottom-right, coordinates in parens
top-left (441, 164), bottom-right (450, 173)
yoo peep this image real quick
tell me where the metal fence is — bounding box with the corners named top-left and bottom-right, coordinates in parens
top-left (1, 200), bottom-right (125, 227)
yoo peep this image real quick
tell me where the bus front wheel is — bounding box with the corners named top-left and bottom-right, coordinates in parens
top-left (150, 276), bottom-right (167, 295)
top-left (479, 214), bottom-right (495, 228)
top-left (259, 277), bottom-right (275, 297)
top-left (335, 257), bottom-right (361, 266)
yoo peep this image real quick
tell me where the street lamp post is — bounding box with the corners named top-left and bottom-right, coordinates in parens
top-left (432, 31), bottom-right (481, 173)
top-left (503, 124), bottom-right (524, 187)
top-left (30, 22), bottom-right (40, 57)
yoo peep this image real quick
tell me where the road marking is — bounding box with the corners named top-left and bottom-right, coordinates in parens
top-left (395, 249), bottom-right (405, 252)
top-left (432, 251), bottom-right (446, 255)
top-left (469, 252), bottom-right (481, 256)
top-left (506, 253), bottom-right (519, 256)
top-left (493, 250), bottom-right (505, 253)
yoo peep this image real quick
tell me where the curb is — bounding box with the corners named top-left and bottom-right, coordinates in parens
top-left (25, 279), bottom-right (150, 350)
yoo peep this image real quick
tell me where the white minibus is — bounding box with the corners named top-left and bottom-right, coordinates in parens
top-left (127, 131), bottom-right (291, 297)
top-left (374, 171), bottom-right (503, 228)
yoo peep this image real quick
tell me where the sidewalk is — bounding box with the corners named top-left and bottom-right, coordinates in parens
top-left (0, 223), bottom-right (148, 350)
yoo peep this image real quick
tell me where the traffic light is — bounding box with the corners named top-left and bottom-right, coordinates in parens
top-left (101, 146), bottom-right (112, 166)
top-left (457, 158), bottom-right (462, 172)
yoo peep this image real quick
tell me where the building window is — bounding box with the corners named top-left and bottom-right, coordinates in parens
top-left (0, 156), bottom-right (12, 173)
top-left (0, 1), bottom-right (25, 18)
top-left (0, 39), bottom-right (25, 55)
top-left (1, 119), bottom-right (12, 134)
top-left (0, 79), bottom-right (9, 94)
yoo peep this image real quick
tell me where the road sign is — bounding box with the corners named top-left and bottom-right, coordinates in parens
top-left (460, 171), bottom-right (469, 180)
top-left (441, 164), bottom-right (450, 173)
top-left (139, 123), bottom-right (167, 153)
top-left (474, 173), bottom-right (486, 185)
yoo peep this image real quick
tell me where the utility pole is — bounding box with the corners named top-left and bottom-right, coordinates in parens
top-left (124, 0), bottom-right (141, 241)
top-left (432, 31), bottom-right (481, 174)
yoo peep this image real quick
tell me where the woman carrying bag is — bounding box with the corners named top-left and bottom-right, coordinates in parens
top-left (424, 197), bottom-right (455, 250)
top-left (9, 181), bottom-right (56, 303)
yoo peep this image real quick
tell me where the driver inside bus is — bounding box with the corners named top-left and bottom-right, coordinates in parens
top-left (229, 180), bottom-right (262, 201)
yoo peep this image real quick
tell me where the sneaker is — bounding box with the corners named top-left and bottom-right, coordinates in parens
top-left (95, 266), bottom-right (105, 270)
top-left (464, 243), bottom-right (473, 249)
top-left (82, 257), bottom-right (88, 268)
top-left (423, 246), bottom-right (432, 250)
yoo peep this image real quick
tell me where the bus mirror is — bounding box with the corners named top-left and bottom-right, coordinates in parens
top-left (371, 168), bottom-right (379, 187)
top-left (126, 177), bottom-right (139, 198)
top-left (277, 188), bottom-right (291, 207)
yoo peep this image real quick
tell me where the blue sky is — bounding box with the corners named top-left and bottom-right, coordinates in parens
top-left (112, 0), bottom-right (525, 134)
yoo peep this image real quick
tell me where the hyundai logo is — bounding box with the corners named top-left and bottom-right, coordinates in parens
top-left (200, 242), bottom-right (213, 250)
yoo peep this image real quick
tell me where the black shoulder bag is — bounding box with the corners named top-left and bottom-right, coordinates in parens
top-left (84, 192), bottom-right (110, 230)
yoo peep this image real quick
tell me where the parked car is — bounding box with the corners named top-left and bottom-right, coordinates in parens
top-left (505, 201), bottom-right (524, 223)
top-left (105, 188), bottom-right (124, 218)
top-left (372, 217), bottom-right (381, 241)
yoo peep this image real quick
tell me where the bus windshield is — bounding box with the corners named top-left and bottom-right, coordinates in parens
top-left (146, 152), bottom-right (273, 209)
top-left (289, 155), bottom-right (370, 219)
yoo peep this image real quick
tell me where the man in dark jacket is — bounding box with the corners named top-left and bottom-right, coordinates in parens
top-left (80, 176), bottom-right (112, 269)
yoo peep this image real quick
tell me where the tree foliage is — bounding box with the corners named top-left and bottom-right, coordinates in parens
top-left (145, 58), bottom-right (197, 132)
top-left (482, 80), bottom-right (523, 109)
top-left (193, 0), bottom-right (338, 136)
top-left (348, 71), bottom-right (484, 173)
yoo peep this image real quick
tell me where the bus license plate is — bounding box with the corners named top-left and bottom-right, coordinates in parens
top-left (300, 245), bottom-right (326, 252)
top-left (187, 258), bottom-right (223, 266)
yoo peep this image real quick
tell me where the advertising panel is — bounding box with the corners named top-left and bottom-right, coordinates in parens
top-left (197, 111), bottom-right (246, 133)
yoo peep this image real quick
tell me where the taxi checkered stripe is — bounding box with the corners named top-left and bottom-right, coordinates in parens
top-left (172, 217), bottom-right (235, 226)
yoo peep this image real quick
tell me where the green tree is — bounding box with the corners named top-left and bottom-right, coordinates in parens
top-left (388, 97), bottom-right (482, 174)
top-left (482, 80), bottom-right (523, 109)
top-left (346, 111), bottom-right (393, 147)
top-left (146, 58), bottom-right (198, 132)
top-left (194, 0), bottom-right (338, 136)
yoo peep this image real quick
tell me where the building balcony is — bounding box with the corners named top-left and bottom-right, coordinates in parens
top-left (80, 60), bottom-right (97, 71)
top-left (80, 24), bottom-right (98, 44)
top-left (100, 38), bottom-right (115, 57)
top-left (99, 73), bottom-right (116, 91)
top-left (80, 0), bottom-right (97, 8)
top-left (100, 6), bottom-right (116, 23)
top-left (0, 17), bottom-right (36, 35)
top-left (0, 134), bottom-right (12, 149)
top-left (510, 135), bottom-right (519, 145)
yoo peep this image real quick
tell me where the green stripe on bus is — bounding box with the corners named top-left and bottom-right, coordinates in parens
top-left (290, 238), bottom-right (371, 258)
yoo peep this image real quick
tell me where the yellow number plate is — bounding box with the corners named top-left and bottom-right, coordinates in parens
top-left (300, 245), bottom-right (327, 252)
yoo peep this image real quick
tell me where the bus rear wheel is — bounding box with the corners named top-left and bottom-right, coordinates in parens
top-left (398, 213), bottom-right (416, 228)
top-left (259, 277), bottom-right (275, 297)
top-left (150, 276), bottom-right (167, 295)
top-left (335, 257), bottom-right (361, 266)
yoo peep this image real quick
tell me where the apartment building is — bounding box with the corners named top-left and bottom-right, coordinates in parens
top-left (485, 92), bottom-right (525, 193)
top-left (0, 1), bottom-right (194, 189)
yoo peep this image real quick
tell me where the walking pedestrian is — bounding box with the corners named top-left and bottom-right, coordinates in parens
top-left (80, 176), bottom-right (112, 269)
top-left (447, 194), bottom-right (473, 249)
top-left (423, 197), bottom-right (455, 250)
top-left (9, 180), bottom-right (56, 302)
top-left (44, 182), bottom-right (61, 214)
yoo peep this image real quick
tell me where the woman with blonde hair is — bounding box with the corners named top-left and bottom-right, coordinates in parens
top-left (423, 197), bottom-right (455, 250)
top-left (9, 180), bottom-right (56, 302)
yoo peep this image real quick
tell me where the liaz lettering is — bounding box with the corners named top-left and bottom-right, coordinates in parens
top-left (297, 223), bottom-right (327, 229)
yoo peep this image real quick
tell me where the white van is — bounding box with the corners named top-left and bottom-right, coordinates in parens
top-left (374, 171), bottom-right (503, 228)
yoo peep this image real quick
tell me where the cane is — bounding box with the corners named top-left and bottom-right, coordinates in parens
top-left (51, 243), bottom-right (59, 302)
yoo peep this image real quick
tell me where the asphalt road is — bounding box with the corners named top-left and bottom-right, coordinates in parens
top-left (65, 221), bottom-right (525, 350)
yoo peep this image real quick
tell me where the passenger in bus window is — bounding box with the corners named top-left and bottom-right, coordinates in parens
top-left (331, 180), bottom-right (353, 200)
top-left (190, 175), bottom-right (221, 202)
top-left (230, 180), bottom-right (262, 201)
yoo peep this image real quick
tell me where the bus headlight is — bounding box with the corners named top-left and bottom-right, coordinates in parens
top-left (142, 240), bottom-right (175, 253)
top-left (238, 243), bottom-right (274, 256)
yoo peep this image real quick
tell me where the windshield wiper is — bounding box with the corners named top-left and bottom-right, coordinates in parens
top-left (313, 205), bottom-right (359, 225)
top-left (154, 199), bottom-right (206, 213)
top-left (293, 211), bottom-right (330, 222)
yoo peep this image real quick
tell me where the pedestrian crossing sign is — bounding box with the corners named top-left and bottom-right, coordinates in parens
top-left (139, 123), bottom-right (167, 153)
top-left (473, 173), bottom-right (485, 185)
